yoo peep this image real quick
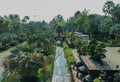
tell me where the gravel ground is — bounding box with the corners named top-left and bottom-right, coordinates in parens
top-left (71, 49), bottom-right (82, 82)
top-left (103, 47), bottom-right (120, 70)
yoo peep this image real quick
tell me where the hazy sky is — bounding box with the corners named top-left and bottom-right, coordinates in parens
top-left (0, 0), bottom-right (119, 22)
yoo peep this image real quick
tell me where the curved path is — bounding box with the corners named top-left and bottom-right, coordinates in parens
top-left (52, 46), bottom-right (68, 82)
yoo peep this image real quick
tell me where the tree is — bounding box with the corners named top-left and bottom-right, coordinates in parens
top-left (88, 39), bottom-right (98, 58)
top-left (103, 1), bottom-right (115, 16)
top-left (74, 11), bottom-right (81, 18)
top-left (110, 24), bottom-right (120, 40)
top-left (3, 43), bottom-right (49, 82)
top-left (93, 43), bottom-right (106, 64)
top-left (98, 17), bottom-right (113, 39)
top-left (8, 14), bottom-right (21, 32)
top-left (85, 14), bottom-right (101, 39)
top-left (50, 15), bottom-right (65, 28)
top-left (88, 39), bottom-right (106, 64)
top-left (0, 16), bottom-right (4, 33)
top-left (111, 4), bottom-right (120, 23)
top-left (80, 42), bottom-right (88, 55)
top-left (22, 16), bottom-right (30, 23)
top-left (82, 8), bottom-right (89, 15)
top-left (55, 24), bottom-right (63, 36)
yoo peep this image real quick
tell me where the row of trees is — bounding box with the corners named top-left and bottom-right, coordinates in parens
top-left (0, 14), bottom-right (51, 52)
top-left (66, 33), bottom-right (106, 65)
top-left (50, 1), bottom-right (120, 46)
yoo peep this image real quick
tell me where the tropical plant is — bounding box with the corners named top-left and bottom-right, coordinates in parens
top-left (110, 24), bottom-right (120, 41)
top-left (92, 43), bottom-right (106, 64)
top-left (88, 39), bottom-right (106, 64)
top-left (103, 1), bottom-right (115, 16)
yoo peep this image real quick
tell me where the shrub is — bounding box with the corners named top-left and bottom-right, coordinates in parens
top-left (63, 42), bottom-right (75, 73)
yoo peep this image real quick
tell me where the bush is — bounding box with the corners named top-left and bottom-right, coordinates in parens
top-left (63, 42), bottom-right (75, 73)
top-left (63, 42), bottom-right (75, 64)
top-left (106, 40), bottom-right (112, 46)
top-left (111, 40), bottom-right (120, 47)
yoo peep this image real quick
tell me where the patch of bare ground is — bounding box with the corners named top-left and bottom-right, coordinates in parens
top-left (71, 49), bottom-right (82, 82)
top-left (71, 65), bottom-right (81, 82)
top-left (103, 47), bottom-right (120, 70)
top-left (81, 47), bottom-right (120, 70)
top-left (71, 49), bottom-right (79, 61)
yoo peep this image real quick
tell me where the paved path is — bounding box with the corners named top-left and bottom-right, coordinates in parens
top-left (52, 47), bottom-right (68, 82)
top-left (71, 49), bottom-right (82, 82)
top-left (71, 49), bottom-right (80, 61)
top-left (71, 65), bottom-right (81, 82)
top-left (104, 47), bottom-right (120, 70)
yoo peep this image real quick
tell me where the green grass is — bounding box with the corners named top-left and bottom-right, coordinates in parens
top-left (63, 42), bottom-right (75, 73)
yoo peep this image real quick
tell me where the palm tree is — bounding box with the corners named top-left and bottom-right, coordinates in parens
top-left (4, 50), bottom-right (48, 82)
top-left (22, 16), bottom-right (30, 24)
top-left (103, 1), bottom-right (115, 16)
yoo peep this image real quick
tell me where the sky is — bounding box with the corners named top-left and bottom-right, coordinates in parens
top-left (0, 0), bottom-right (120, 22)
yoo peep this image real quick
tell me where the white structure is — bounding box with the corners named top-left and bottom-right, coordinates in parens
top-left (80, 35), bottom-right (89, 41)
top-left (74, 32), bottom-right (89, 42)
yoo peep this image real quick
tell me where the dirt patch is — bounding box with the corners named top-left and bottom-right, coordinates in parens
top-left (103, 47), bottom-right (120, 70)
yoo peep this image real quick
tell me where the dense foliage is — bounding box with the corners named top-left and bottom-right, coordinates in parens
top-left (64, 1), bottom-right (120, 46)
top-left (0, 0), bottom-right (120, 82)
top-left (0, 14), bottom-right (56, 82)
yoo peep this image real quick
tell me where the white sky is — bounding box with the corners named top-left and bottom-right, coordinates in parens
top-left (0, 0), bottom-right (119, 22)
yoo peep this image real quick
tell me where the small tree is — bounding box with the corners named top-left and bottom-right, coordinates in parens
top-left (56, 24), bottom-right (63, 37)
top-left (110, 24), bottom-right (120, 41)
top-left (91, 43), bottom-right (106, 65)
top-left (88, 39), bottom-right (106, 64)
top-left (81, 42), bottom-right (88, 55)
top-left (88, 39), bottom-right (98, 58)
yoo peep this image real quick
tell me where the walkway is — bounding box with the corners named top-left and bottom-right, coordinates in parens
top-left (71, 49), bottom-right (81, 82)
top-left (71, 49), bottom-right (80, 61)
top-left (52, 47), bottom-right (68, 82)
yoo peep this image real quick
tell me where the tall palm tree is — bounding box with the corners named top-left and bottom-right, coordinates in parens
top-left (103, 1), bottom-right (115, 16)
